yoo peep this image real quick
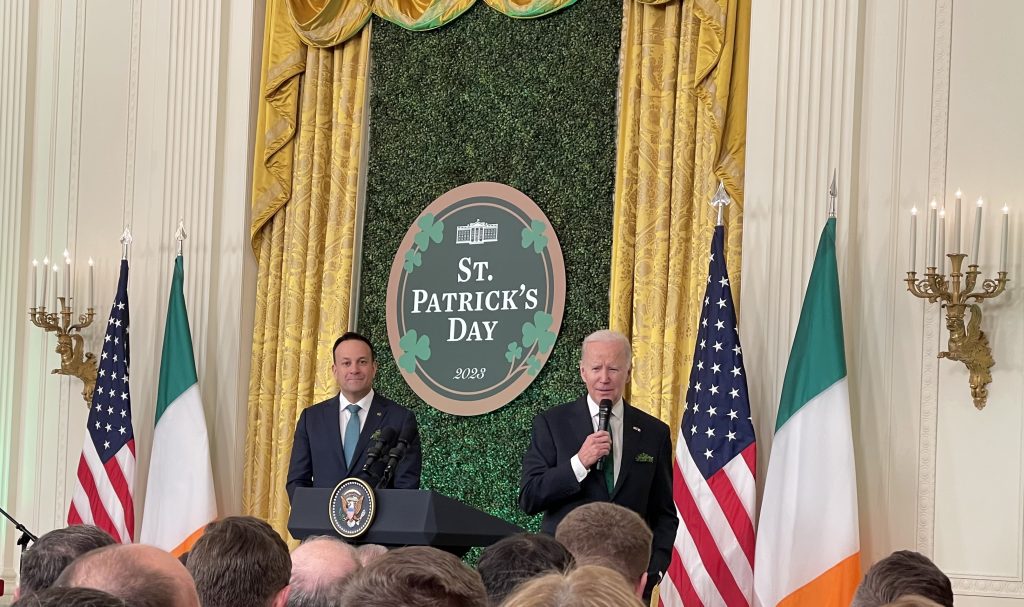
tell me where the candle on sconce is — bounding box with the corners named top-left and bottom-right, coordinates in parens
top-left (41, 257), bottom-right (49, 309)
top-left (88, 258), bottom-right (94, 309)
top-left (927, 199), bottom-right (938, 268)
top-left (953, 189), bottom-right (963, 254)
top-left (937, 208), bottom-right (946, 273)
top-left (909, 207), bottom-right (918, 270)
top-left (52, 265), bottom-right (59, 311)
top-left (31, 260), bottom-right (39, 308)
top-left (64, 254), bottom-right (71, 304)
top-left (1002, 206), bottom-right (1010, 272)
top-left (972, 198), bottom-right (984, 263)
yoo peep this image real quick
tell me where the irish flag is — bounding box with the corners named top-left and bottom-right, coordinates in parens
top-left (753, 217), bottom-right (860, 606)
top-left (140, 255), bottom-right (217, 556)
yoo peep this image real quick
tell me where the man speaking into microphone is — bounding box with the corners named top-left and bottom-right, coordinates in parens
top-left (286, 332), bottom-right (421, 501)
top-left (518, 330), bottom-right (676, 597)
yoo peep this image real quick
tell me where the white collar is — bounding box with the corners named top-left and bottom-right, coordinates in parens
top-left (340, 389), bottom-right (375, 411)
top-left (586, 394), bottom-right (623, 419)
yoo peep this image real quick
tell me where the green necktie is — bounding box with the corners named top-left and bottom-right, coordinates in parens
top-left (604, 432), bottom-right (615, 493)
top-left (343, 404), bottom-right (361, 468)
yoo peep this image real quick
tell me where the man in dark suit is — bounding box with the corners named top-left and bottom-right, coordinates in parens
top-left (519, 330), bottom-right (677, 598)
top-left (286, 332), bottom-right (421, 500)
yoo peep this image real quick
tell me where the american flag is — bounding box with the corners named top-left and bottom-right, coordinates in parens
top-left (660, 225), bottom-right (756, 606)
top-left (68, 259), bottom-right (135, 543)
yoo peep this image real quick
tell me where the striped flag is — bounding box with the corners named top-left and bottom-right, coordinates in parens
top-left (753, 217), bottom-right (860, 606)
top-left (661, 224), bottom-right (757, 607)
top-left (68, 259), bottom-right (136, 542)
top-left (140, 254), bottom-right (216, 556)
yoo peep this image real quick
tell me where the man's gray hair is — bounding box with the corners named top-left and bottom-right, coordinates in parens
top-left (581, 330), bottom-right (633, 368)
top-left (287, 536), bottom-right (361, 607)
top-left (851, 551), bottom-right (953, 607)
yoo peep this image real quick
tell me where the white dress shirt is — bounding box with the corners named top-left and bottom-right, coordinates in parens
top-left (339, 389), bottom-right (375, 449)
top-left (570, 396), bottom-right (624, 483)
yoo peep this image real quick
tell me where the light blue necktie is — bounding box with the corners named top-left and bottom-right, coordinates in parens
top-left (343, 404), bottom-right (361, 468)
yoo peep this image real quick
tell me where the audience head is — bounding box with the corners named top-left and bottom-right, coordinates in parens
top-left (287, 535), bottom-right (361, 607)
top-left (852, 550), bottom-right (953, 607)
top-left (355, 543), bottom-right (388, 566)
top-left (339, 546), bottom-right (486, 607)
top-left (499, 565), bottom-right (646, 607)
top-left (55, 543), bottom-right (199, 607)
top-left (882, 596), bottom-right (945, 607)
top-left (555, 502), bottom-right (652, 595)
top-left (477, 533), bottom-right (574, 606)
top-left (12, 586), bottom-right (127, 607)
top-left (16, 524), bottom-right (116, 599)
top-left (186, 516), bottom-right (291, 607)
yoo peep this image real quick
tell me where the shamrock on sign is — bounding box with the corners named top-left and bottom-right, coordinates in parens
top-left (526, 355), bottom-right (543, 376)
top-left (521, 311), bottom-right (556, 354)
top-left (505, 341), bottom-right (523, 363)
top-left (403, 249), bottom-right (422, 273)
top-left (413, 213), bottom-right (444, 251)
top-left (398, 330), bottom-right (431, 373)
top-left (520, 219), bottom-right (548, 253)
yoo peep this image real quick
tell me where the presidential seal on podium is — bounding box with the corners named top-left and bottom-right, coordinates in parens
top-left (328, 477), bottom-right (376, 539)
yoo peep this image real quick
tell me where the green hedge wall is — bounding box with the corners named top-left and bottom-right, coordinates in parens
top-left (358, 0), bottom-right (622, 544)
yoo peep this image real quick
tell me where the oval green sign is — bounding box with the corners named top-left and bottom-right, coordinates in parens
top-left (386, 182), bottom-right (566, 416)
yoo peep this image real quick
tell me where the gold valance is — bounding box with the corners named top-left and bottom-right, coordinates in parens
top-left (286, 0), bottom-right (578, 48)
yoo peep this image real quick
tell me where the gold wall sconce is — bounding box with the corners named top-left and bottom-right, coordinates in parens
top-left (905, 192), bottom-right (1010, 410)
top-left (27, 250), bottom-right (98, 406)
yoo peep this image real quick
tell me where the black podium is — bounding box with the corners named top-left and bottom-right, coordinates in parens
top-left (288, 488), bottom-right (523, 556)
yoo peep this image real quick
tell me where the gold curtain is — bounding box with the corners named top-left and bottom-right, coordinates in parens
top-left (610, 0), bottom-right (750, 432)
top-left (243, 2), bottom-right (371, 541)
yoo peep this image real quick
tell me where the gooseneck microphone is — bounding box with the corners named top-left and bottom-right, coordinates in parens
top-left (595, 398), bottom-right (613, 471)
top-left (361, 426), bottom-right (398, 476)
top-left (378, 423), bottom-right (417, 488)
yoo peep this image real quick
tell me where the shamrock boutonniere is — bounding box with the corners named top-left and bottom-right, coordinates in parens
top-left (635, 453), bottom-right (655, 464)
top-left (371, 429), bottom-right (382, 441)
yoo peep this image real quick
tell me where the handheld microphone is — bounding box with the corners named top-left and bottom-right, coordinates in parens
top-left (361, 426), bottom-right (398, 475)
top-left (595, 398), bottom-right (612, 471)
top-left (378, 423), bottom-right (417, 488)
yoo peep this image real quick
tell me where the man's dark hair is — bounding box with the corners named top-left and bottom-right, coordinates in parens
top-left (477, 533), bottom-right (574, 605)
top-left (13, 586), bottom-right (127, 607)
top-left (339, 546), bottom-right (486, 607)
top-left (332, 332), bottom-right (376, 363)
top-left (54, 545), bottom-right (186, 607)
top-left (851, 550), bottom-right (954, 607)
top-left (17, 525), bottom-right (116, 596)
top-left (186, 516), bottom-right (290, 607)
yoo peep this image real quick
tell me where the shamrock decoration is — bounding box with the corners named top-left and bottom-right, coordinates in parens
top-left (521, 219), bottom-right (548, 253)
top-left (505, 341), bottom-right (523, 363)
top-left (521, 311), bottom-right (556, 354)
top-left (398, 330), bottom-right (431, 373)
top-left (413, 213), bottom-right (444, 251)
top-left (403, 249), bottom-right (422, 273)
top-left (526, 355), bottom-right (543, 376)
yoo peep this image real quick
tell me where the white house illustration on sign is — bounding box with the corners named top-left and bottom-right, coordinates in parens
top-left (456, 220), bottom-right (499, 245)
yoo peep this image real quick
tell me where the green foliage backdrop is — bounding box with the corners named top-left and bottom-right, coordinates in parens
top-left (358, 0), bottom-right (622, 541)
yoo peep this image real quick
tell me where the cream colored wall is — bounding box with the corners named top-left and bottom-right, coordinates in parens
top-left (0, 0), bottom-right (262, 595)
top-left (745, 0), bottom-right (1024, 604)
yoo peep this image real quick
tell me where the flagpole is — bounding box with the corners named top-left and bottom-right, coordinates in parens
top-left (828, 169), bottom-right (838, 219)
top-left (120, 227), bottom-right (133, 260)
top-left (710, 182), bottom-right (731, 227)
top-left (175, 219), bottom-right (187, 256)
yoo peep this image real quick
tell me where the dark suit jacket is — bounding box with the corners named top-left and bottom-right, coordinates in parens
top-left (286, 393), bottom-right (421, 500)
top-left (519, 395), bottom-right (677, 586)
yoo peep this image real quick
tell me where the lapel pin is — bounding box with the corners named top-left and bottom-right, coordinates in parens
top-left (376, 411), bottom-right (382, 417)
top-left (633, 426), bottom-right (641, 433)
